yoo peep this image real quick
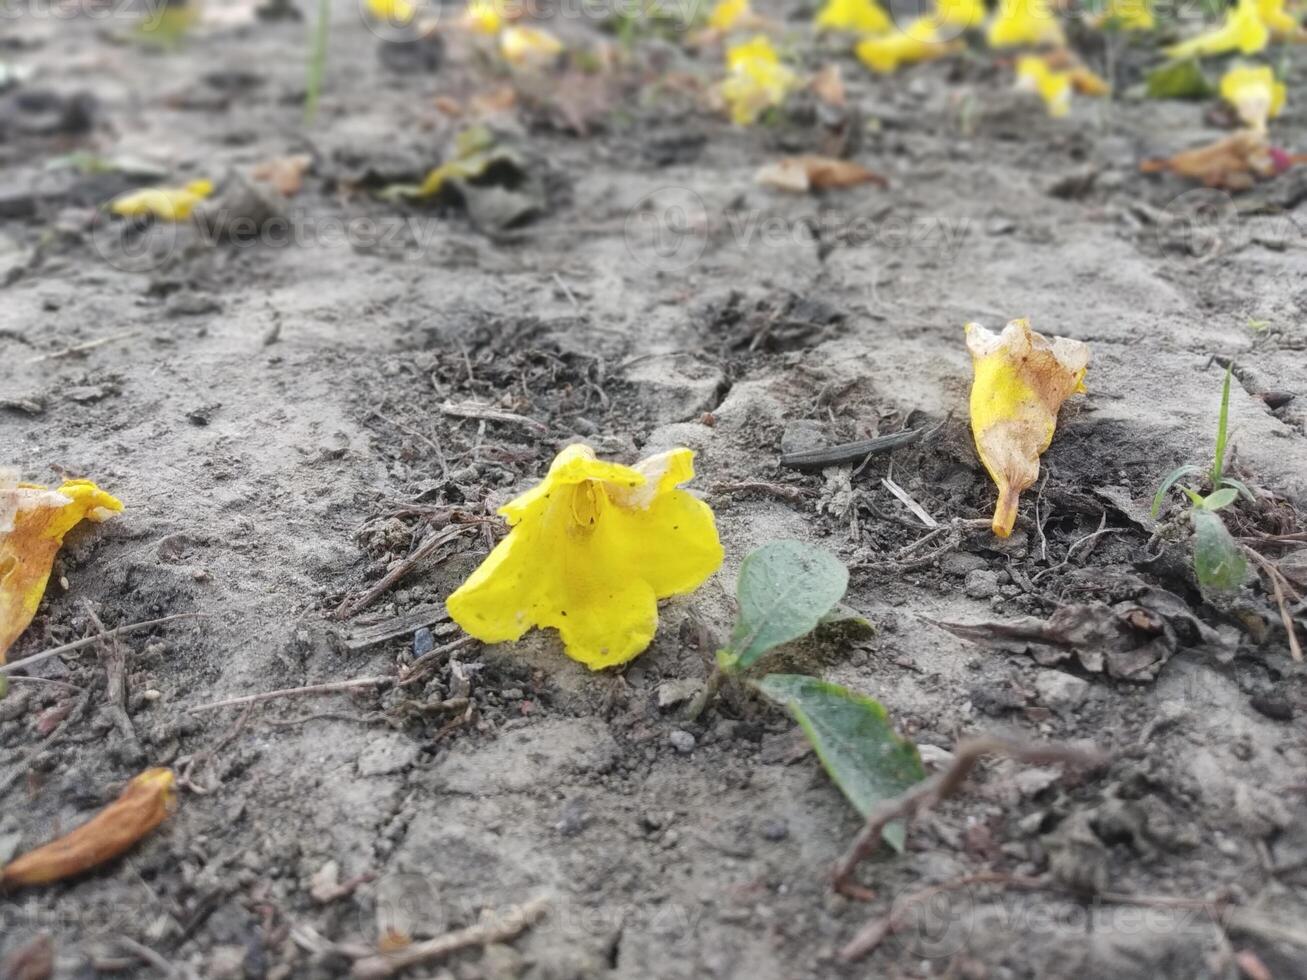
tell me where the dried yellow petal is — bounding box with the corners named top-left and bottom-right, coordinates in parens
top-left (965, 319), bottom-right (1089, 537)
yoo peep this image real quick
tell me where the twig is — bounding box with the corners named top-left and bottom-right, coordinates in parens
top-left (881, 472), bottom-right (937, 528)
top-left (81, 600), bottom-right (136, 744)
top-left (116, 936), bottom-right (176, 977)
top-left (332, 524), bottom-right (475, 620)
top-left (178, 703), bottom-right (255, 794)
top-left (1030, 514), bottom-right (1126, 584)
top-left (440, 400), bottom-right (548, 435)
top-left (25, 330), bottom-right (138, 364)
top-left (551, 272), bottom-right (580, 310)
top-left (189, 677), bottom-right (391, 713)
top-left (711, 481), bottom-right (815, 503)
top-left (778, 425), bottom-right (933, 471)
top-left (399, 634), bottom-right (478, 686)
top-left (830, 735), bottom-right (1108, 899)
top-left (0, 613), bottom-right (205, 675)
top-left (1244, 547), bottom-right (1304, 662)
top-left (350, 896), bottom-right (550, 979)
top-left (370, 409), bottom-right (449, 483)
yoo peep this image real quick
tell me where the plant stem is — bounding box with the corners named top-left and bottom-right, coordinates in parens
top-left (304, 0), bottom-right (331, 125)
top-left (684, 665), bottom-right (725, 721)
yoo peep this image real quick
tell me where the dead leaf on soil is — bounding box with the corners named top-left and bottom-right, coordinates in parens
top-left (1, 769), bottom-right (176, 889)
top-left (810, 64), bottom-right (846, 108)
top-left (756, 155), bottom-right (888, 194)
top-left (250, 154), bottom-right (312, 197)
top-left (1140, 129), bottom-right (1306, 191)
top-left (0, 933), bottom-right (54, 980)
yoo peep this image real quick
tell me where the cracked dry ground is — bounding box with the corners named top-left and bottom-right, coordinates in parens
top-left (2, 3), bottom-right (1306, 979)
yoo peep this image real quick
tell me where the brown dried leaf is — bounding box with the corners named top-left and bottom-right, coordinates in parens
top-left (755, 155), bottom-right (888, 194)
top-left (810, 64), bottom-right (846, 108)
top-left (0, 933), bottom-right (53, 980)
top-left (250, 154), bottom-right (312, 198)
top-left (1140, 130), bottom-right (1303, 191)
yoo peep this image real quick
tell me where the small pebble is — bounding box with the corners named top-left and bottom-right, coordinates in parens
top-left (413, 627), bottom-right (434, 657)
top-left (669, 730), bottom-right (696, 754)
top-left (964, 569), bottom-right (1000, 599)
top-left (760, 819), bottom-right (789, 842)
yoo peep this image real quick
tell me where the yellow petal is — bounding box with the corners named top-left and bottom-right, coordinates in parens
top-left (447, 446), bottom-right (721, 669)
top-left (986, 0), bottom-right (1065, 48)
top-left (936, 0), bottom-right (986, 29)
top-left (366, 0), bottom-right (416, 24)
top-left (1256, 0), bottom-right (1299, 35)
top-left (1165, 0), bottom-right (1268, 59)
top-left (965, 320), bottom-right (1089, 537)
top-left (856, 18), bottom-right (960, 74)
top-left (108, 180), bottom-right (213, 222)
top-left (814, 0), bottom-right (892, 35)
top-left (709, 0), bottom-right (752, 31)
top-left (0, 480), bottom-right (124, 662)
top-left (461, 0), bottom-right (502, 33)
top-left (721, 36), bottom-right (798, 125)
top-left (499, 25), bottom-right (563, 67)
top-left (1016, 55), bottom-right (1072, 117)
top-left (1095, 0), bottom-right (1154, 30)
top-left (1220, 63), bottom-right (1285, 131)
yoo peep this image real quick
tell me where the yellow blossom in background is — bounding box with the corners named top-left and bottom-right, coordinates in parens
top-left (365, 0), bottom-right (417, 25)
top-left (966, 320), bottom-right (1089, 537)
top-left (108, 179), bottom-right (213, 222)
top-left (1255, 0), bottom-right (1300, 35)
top-left (708, 0), bottom-right (752, 30)
top-left (500, 25), bottom-right (563, 67)
top-left (446, 445), bottom-right (723, 670)
top-left (1220, 63), bottom-right (1286, 130)
top-left (814, 0), bottom-right (891, 36)
top-left (1165, 0), bottom-right (1268, 59)
top-left (721, 35), bottom-right (798, 125)
top-left (1094, 0), bottom-right (1154, 31)
top-left (855, 17), bottom-right (961, 73)
top-left (935, 0), bottom-right (985, 30)
top-left (0, 480), bottom-right (123, 662)
top-left (1015, 55), bottom-right (1071, 116)
top-left (461, 0), bottom-right (503, 34)
top-left (987, 0), bottom-right (1065, 48)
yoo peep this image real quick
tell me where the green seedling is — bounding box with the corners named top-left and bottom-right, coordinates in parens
top-left (304, 0), bottom-right (331, 124)
top-left (1152, 364), bottom-right (1251, 590)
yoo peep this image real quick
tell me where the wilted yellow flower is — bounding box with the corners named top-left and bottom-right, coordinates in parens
top-left (967, 320), bottom-right (1089, 537)
top-left (365, 0), bottom-right (417, 25)
top-left (855, 17), bottom-right (961, 73)
top-left (1165, 0), bottom-right (1268, 59)
top-left (108, 179), bottom-right (213, 222)
top-left (708, 0), bottom-right (752, 30)
top-left (1256, 0), bottom-right (1300, 35)
top-left (814, 0), bottom-right (891, 35)
top-left (987, 0), bottom-right (1065, 48)
top-left (1094, 0), bottom-right (1154, 31)
top-left (721, 35), bottom-right (798, 125)
top-left (461, 0), bottom-right (503, 34)
top-left (1220, 63), bottom-right (1286, 131)
top-left (1, 480), bottom-right (123, 662)
top-left (1015, 55), bottom-right (1071, 116)
top-left (446, 445), bottom-right (723, 669)
top-left (500, 24), bottom-right (563, 66)
top-left (936, 0), bottom-right (985, 29)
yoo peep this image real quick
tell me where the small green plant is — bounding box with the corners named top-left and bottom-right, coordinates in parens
top-left (689, 540), bottom-right (925, 849)
top-left (304, 0), bottom-right (332, 124)
top-left (1152, 364), bottom-right (1252, 590)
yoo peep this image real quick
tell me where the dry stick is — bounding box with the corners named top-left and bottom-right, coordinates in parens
top-left (370, 409), bottom-right (449, 484)
top-left (25, 330), bottom-right (139, 364)
top-left (831, 736), bottom-right (1109, 899)
top-left (0, 613), bottom-right (204, 675)
top-left (778, 426), bottom-right (931, 471)
top-left (351, 897), bottom-right (549, 979)
top-left (399, 634), bottom-right (478, 686)
top-left (189, 677), bottom-right (391, 713)
top-left (1244, 547), bottom-right (1304, 662)
top-left (332, 524), bottom-right (474, 620)
top-left (81, 600), bottom-right (137, 744)
top-left (116, 936), bottom-right (176, 977)
top-left (439, 400), bottom-right (549, 434)
top-left (711, 481), bottom-right (815, 503)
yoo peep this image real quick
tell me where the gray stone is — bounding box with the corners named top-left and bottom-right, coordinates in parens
top-left (657, 678), bottom-right (701, 710)
top-left (669, 730), bottom-right (696, 754)
top-left (941, 552), bottom-right (988, 577)
top-left (964, 569), bottom-right (1001, 599)
top-left (1034, 670), bottom-right (1090, 716)
top-left (356, 733), bottom-right (421, 777)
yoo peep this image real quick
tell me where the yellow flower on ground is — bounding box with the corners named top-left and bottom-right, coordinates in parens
top-left (1094, 0), bottom-right (1154, 30)
top-left (461, 0), bottom-right (503, 34)
top-left (1220, 63), bottom-right (1286, 131)
top-left (855, 17), bottom-right (962, 73)
top-left (1015, 55), bottom-right (1072, 116)
top-left (721, 35), bottom-right (798, 125)
top-left (446, 445), bottom-right (723, 670)
top-left (966, 320), bottom-right (1090, 538)
top-left (0, 480), bottom-right (123, 662)
top-left (936, 0), bottom-right (986, 30)
top-left (709, 0), bottom-right (752, 30)
top-left (108, 179), bottom-right (213, 222)
top-left (814, 0), bottom-right (891, 36)
top-left (365, 0), bottom-right (417, 25)
top-left (500, 24), bottom-right (564, 66)
top-left (1255, 0), bottom-right (1300, 35)
top-left (986, 0), bottom-right (1065, 48)
top-left (1165, 0), bottom-right (1269, 59)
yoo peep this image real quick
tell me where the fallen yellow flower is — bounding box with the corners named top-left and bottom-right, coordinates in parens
top-left (1255, 0), bottom-right (1300, 35)
top-left (1221, 63), bottom-right (1286, 130)
top-left (460, 0), bottom-right (503, 34)
top-left (365, 0), bottom-right (417, 25)
top-left (1, 480), bottom-right (123, 662)
top-left (721, 35), bottom-right (798, 125)
top-left (709, 0), bottom-right (752, 30)
top-left (935, 0), bottom-right (986, 30)
top-left (856, 17), bottom-right (962, 73)
top-left (1015, 55), bottom-right (1071, 117)
top-left (500, 25), bottom-right (563, 67)
top-left (966, 320), bottom-right (1089, 538)
top-left (814, 0), bottom-right (891, 35)
top-left (446, 445), bottom-right (723, 669)
top-left (986, 0), bottom-right (1065, 48)
top-left (108, 179), bottom-right (213, 222)
top-left (1094, 0), bottom-right (1154, 31)
top-left (1165, 0), bottom-right (1268, 59)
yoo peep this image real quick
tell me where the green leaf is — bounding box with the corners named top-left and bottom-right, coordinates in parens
top-left (817, 603), bottom-right (876, 639)
top-left (1211, 363), bottom-right (1233, 487)
top-left (1192, 509), bottom-right (1247, 591)
top-left (1146, 60), bottom-right (1215, 100)
top-left (1202, 487), bottom-right (1238, 511)
top-left (756, 674), bottom-right (925, 852)
top-left (719, 541), bottom-right (849, 672)
top-left (304, 0), bottom-right (331, 124)
top-left (1152, 464), bottom-right (1203, 516)
top-left (1219, 477), bottom-right (1255, 503)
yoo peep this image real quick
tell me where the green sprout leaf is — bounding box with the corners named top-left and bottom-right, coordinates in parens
top-left (1219, 477), bottom-right (1255, 503)
top-left (1202, 487), bottom-right (1238, 511)
top-left (717, 541), bottom-right (849, 673)
top-left (1211, 363), bottom-right (1233, 487)
top-left (755, 674), bottom-right (925, 852)
top-left (1152, 464), bottom-right (1203, 516)
top-left (1192, 509), bottom-right (1247, 591)
top-left (1145, 60), bottom-right (1214, 100)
